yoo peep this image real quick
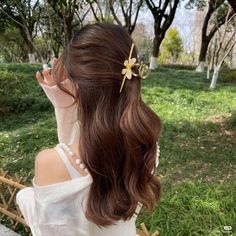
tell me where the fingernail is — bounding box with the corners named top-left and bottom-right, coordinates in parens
top-left (42, 69), bottom-right (48, 75)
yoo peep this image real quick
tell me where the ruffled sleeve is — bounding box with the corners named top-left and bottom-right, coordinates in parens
top-left (39, 79), bottom-right (80, 145)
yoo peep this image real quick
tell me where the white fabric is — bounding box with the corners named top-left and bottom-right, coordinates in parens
top-left (55, 144), bottom-right (81, 179)
top-left (16, 80), bottom-right (160, 236)
top-left (40, 79), bottom-right (80, 145)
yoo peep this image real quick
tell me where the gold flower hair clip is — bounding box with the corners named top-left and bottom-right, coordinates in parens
top-left (119, 43), bottom-right (149, 93)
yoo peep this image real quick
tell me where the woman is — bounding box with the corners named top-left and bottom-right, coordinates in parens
top-left (16, 23), bottom-right (162, 236)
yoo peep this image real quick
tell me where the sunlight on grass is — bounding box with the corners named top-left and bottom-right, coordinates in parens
top-left (1, 64), bottom-right (236, 235)
top-left (137, 182), bottom-right (236, 236)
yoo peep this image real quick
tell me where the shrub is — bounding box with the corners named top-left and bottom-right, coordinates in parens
top-left (0, 67), bottom-right (51, 114)
top-left (161, 64), bottom-right (196, 70)
top-left (220, 69), bottom-right (236, 82)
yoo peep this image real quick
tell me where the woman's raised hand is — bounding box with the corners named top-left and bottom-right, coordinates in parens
top-left (36, 58), bottom-right (67, 87)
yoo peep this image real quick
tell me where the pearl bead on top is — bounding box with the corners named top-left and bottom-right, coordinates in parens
top-left (59, 143), bottom-right (89, 174)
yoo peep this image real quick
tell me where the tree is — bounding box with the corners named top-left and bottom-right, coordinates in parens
top-left (87, 0), bottom-right (112, 22)
top-left (47, 0), bottom-right (89, 45)
top-left (209, 7), bottom-right (236, 89)
top-left (38, 2), bottom-right (64, 60)
top-left (87, 0), bottom-right (143, 34)
top-left (0, 0), bottom-right (43, 63)
top-left (132, 23), bottom-right (152, 63)
top-left (0, 27), bottom-right (28, 62)
top-left (145, 0), bottom-right (180, 70)
top-left (196, 0), bottom-right (234, 72)
top-left (187, 0), bottom-right (236, 14)
top-left (160, 27), bottom-right (183, 63)
top-left (109, 0), bottom-right (144, 34)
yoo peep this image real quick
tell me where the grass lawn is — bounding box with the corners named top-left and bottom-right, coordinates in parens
top-left (0, 64), bottom-right (236, 236)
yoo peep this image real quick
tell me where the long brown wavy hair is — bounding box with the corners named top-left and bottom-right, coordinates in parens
top-left (56, 23), bottom-right (162, 226)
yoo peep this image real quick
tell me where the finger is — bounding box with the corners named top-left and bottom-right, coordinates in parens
top-left (61, 66), bottom-right (67, 81)
top-left (43, 68), bottom-right (52, 81)
top-left (50, 58), bottom-right (57, 71)
top-left (52, 58), bottom-right (58, 66)
top-left (52, 58), bottom-right (59, 73)
top-left (52, 58), bottom-right (67, 82)
top-left (36, 71), bottom-right (46, 84)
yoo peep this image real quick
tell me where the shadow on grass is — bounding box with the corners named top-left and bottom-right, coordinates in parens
top-left (1, 109), bottom-right (235, 186)
top-left (158, 118), bottom-right (236, 189)
top-left (0, 110), bottom-right (53, 132)
top-left (0, 64), bottom-right (235, 236)
top-left (0, 111), bottom-right (58, 180)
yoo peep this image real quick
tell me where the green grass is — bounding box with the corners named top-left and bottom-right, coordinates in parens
top-left (0, 64), bottom-right (236, 235)
top-left (137, 182), bottom-right (236, 236)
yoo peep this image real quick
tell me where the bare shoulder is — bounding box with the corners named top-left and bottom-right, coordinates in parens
top-left (34, 148), bottom-right (71, 186)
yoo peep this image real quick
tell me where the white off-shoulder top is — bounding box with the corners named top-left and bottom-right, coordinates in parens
top-left (16, 80), bottom-right (160, 236)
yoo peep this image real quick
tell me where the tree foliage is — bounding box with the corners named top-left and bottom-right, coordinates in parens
top-left (0, 0), bottom-right (145, 62)
top-left (0, 27), bottom-right (28, 62)
top-left (47, 0), bottom-right (89, 45)
top-left (0, 0), bottom-right (43, 61)
top-left (0, 0), bottom-right (234, 65)
top-left (160, 27), bottom-right (183, 63)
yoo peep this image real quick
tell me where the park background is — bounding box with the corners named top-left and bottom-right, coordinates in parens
top-left (0, 0), bottom-right (236, 235)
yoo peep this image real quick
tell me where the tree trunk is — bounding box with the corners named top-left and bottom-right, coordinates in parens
top-left (209, 65), bottom-right (221, 90)
top-left (196, 61), bottom-right (205, 72)
top-left (52, 46), bottom-right (60, 59)
top-left (19, 28), bottom-right (44, 63)
top-left (28, 53), bottom-right (36, 63)
top-left (146, 0), bottom-right (179, 70)
top-left (196, 36), bottom-right (211, 72)
top-left (26, 40), bottom-right (35, 63)
top-left (150, 57), bottom-right (158, 70)
top-left (207, 66), bottom-right (211, 79)
top-left (199, 38), bottom-right (210, 62)
top-left (195, 0), bottom-right (225, 72)
top-left (150, 35), bottom-right (162, 70)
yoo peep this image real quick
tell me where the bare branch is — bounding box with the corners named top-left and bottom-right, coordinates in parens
top-left (219, 39), bottom-right (236, 67)
top-left (96, 0), bottom-right (105, 21)
top-left (145, 0), bottom-right (156, 16)
top-left (119, 0), bottom-right (127, 19)
top-left (88, 1), bottom-right (100, 22)
top-left (132, 0), bottom-right (143, 31)
top-left (74, 7), bottom-right (90, 27)
top-left (109, 0), bottom-right (122, 25)
top-left (0, 7), bottom-right (25, 28)
top-left (214, 7), bottom-right (236, 65)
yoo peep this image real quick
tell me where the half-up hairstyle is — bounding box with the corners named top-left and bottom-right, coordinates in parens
top-left (57, 23), bottom-right (162, 226)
